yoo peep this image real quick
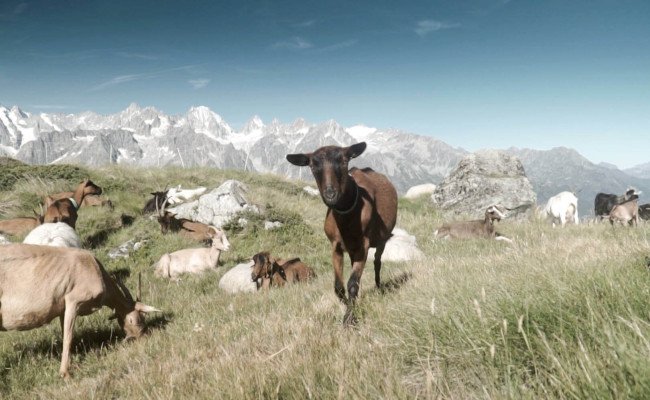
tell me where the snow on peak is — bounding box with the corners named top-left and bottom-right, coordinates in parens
top-left (346, 125), bottom-right (377, 141)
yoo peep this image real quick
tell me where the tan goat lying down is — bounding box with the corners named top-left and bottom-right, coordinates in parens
top-left (153, 227), bottom-right (230, 279)
top-left (0, 244), bottom-right (160, 378)
top-left (434, 205), bottom-right (513, 243)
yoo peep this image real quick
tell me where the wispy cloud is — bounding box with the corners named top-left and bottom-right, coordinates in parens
top-left (293, 19), bottom-right (315, 28)
top-left (415, 20), bottom-right (460, 36)
top-left (116, 51), bottom-right (161, 61)
top-left (188, 78), bottom-right (210, 89)
top-left (90, 65), bottom-right (199, 91)
top-left (271, 37), bottom-right (313, 50)
top-left (315, 39), bottom-right (359, 53)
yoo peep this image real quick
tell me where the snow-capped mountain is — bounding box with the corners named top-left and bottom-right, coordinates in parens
top-left (1, 103), bottom-right (648, 214)
top-left (0, 104), bottom-right (466, 192)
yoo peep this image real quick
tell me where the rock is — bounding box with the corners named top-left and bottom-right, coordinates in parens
top-left (168, 180), bottom-right (260, 228)
top-left (404, 183), bottom-right (437, 199)
top-left (367, 228), bottom-right (424, 262)
top-left (0, 234), bottom-right (10, 245)
top-left (431, 150), bottom-right (536, 219)
top-left (108, 239), bottom-right (148, 259)
top-left (219, 261), bottom-right (258, 294)
top-left (264, 221), bottom-right (283, 230)
top-left (303, 186), bottom-right (320, 197)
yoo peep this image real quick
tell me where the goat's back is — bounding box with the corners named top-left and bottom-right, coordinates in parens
top-left (278, 258), bottom-right (315, 283)
top-left (0, 217), bottom-right (40, 236)
top-left (23, 222), bottom-right (81, 248)
top-left (350, 167), bottom-right (398, 244)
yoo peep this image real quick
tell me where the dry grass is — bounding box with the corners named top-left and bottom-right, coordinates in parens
top-left (1, 165), bottom-right (650, 399)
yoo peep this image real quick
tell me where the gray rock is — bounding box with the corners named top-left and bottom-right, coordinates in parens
top-left (108, 239), bottom-right (148, 259)
top-left (432, 150), bottom-right (537, 219)
top-left (264, 220), bottom-right (283, 230)
top-left (167, 180), bottom-right (260, 228)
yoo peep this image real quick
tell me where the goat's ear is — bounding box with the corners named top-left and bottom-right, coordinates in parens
top-left (346, 142), bottom-right (367, 159)
top-left (286, 153), bottom-right (310, 166)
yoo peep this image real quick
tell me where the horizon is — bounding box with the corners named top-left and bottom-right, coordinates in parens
top-left (1, 0), bottom-right (649, 168)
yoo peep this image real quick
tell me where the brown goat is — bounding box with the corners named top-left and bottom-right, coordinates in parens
top-left (434, 205), bottom-right (512, 242)
top-left (609, 194), bottom-right (640, 226)
top-left (251, 251), bottom-right (315, 289)
top-left (0, 216), bottom-right (42, 237)
top-left (157, 202), bottom-right (219, 243)
top-left (43, 179), bottom-right (103, 229)
top-left (46, 192), bottom-right (113, 209)
top-left (287, 142), bottom-right (397, 322)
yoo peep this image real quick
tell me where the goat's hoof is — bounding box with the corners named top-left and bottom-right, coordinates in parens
top-left (60, 370), bottom-right (71, 380)
top-left (343, 307), bottom-right (359, 326)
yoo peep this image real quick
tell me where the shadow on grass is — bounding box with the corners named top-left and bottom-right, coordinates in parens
top-left (0, 313), bottom-right (172, 386)
top-left (377, 271), bottom-right (413, 295)
top-left (84, 214), bottom-right (136, 249)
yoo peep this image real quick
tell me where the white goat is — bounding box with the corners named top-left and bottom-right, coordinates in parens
top-left (154, 227), bottom-right (230, 279)
top-left (218, 261), bottom-right (258, 294)
top-left (0, 244), bottom-right (160, 378)
top-left (165, 185), bottom-right (207, 205)
top-left (541, 191), bottom-right (579, 227)
top-left (23, 222), bottom-right (82, 248)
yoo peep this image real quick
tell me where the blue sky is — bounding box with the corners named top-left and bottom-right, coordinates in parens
top-left (1, 0), bottom-right (649, 168)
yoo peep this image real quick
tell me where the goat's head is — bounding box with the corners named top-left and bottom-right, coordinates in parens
top-left (486, 205), bottom-right (506, 222)
top-left (113, 276), bottom-right (161, 340)
top-left (286, 142), bottom-right (367, 207)
top-left (251, 251), bottom-right (274, 282)
top-left (80, 179), bottom-right (103, 196)
top-left (209, 227), bottom-right (230, 251)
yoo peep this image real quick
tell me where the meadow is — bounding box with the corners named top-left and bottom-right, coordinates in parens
top-left (1, 162), bottom-right (649, 399)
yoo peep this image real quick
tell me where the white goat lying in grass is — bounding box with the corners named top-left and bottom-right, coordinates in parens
top-left (154, 227), bottom-right (230, 279)
top-left (165, 185), bottom-right (207, 205)
top-left (23, 222), bottom-right (82, 248)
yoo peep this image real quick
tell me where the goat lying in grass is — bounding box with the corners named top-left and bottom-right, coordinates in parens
top-left (43, 179), bottom-right (103, 229)
top-left (0, 244), bottom-right (160, 378)
top-left (434, 205), bottom-right (513, 243)
top-left (153, 228), bottom-right (230, 279)
top-left (23, 222), bottom-right (82, 248)
top-left (0, 215), bottom-right (43, 237)
top-left (156, 198), bottom-right (218, 243)
top-left (251, 251), bottom-right (315, 289)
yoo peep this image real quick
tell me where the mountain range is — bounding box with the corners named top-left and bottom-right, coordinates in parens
top-left (1, 103), bottom-right (648, 216)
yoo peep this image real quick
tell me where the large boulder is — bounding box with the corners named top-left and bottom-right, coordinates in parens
top-left (219, 261), bottom-right (257, 294)
top-left (167, 180), bottom-right (259, 228)
top-left (367, 228), bottom-right (424, 262)
top-left (431, 150), bottom-right (536, 219)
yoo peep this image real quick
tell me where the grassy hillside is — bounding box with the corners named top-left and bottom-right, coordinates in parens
top-left (1, 163), bottom-right (650, 399)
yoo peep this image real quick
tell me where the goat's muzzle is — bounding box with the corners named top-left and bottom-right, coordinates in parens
top-left (322, 186), bottom-right (338, 205)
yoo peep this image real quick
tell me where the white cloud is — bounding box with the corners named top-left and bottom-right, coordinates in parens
top-left (271, 37), bottom-right (313, 50)
top-left (415, 20), bottom-right (460, 36)
top-left (189, 78), bottom-right (210, 89)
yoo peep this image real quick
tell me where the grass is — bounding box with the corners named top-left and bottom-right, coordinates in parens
top-left (1, 163), bottom-right (650, 398)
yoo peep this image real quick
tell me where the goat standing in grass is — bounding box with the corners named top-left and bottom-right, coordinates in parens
top-left (153, 227), bottom-right (230, 279)
top-left (0, 244), bottom-right (160, 378)
top-left (434, 205), bottom-right (512, 243)
top-left (287, 142), bottom-right (397, 323)
top-left (251, 251), bottom-right (315, 289)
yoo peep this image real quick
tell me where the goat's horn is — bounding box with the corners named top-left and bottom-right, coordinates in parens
top-left (137, 272), bottom-right (142, 302)
top-left (115, 277), bottom-right (135, 303)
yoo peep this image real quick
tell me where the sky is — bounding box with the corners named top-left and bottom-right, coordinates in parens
top-left (1, 0), bottom-right (649, 168)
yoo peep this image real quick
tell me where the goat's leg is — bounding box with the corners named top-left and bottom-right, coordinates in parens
top-left (59, 301), bottom-right (78, 379)
top-left (331, 243), bottom-right (346, 303)
top-left (373, 242), bottom-right (386, 288)
top-left (347, 244), bottom-right (369, 305)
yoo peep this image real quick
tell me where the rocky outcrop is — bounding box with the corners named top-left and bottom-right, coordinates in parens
top-left (432, 150), bottom-right (537, 219)
top-left (167, 180), bottom-right (260, 228)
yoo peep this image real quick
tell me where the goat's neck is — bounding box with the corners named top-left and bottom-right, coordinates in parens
top-left (102, 270), bottom-right (134, 316)
top-left (72, 184), bottom-right (87, 209)
top-left (208, 245), bottom-right (222, 267)
top-left (331, 177), bottom-right (359, 215)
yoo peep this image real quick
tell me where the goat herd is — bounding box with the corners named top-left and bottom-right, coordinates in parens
top-left (0, 141), bottom-right (648, 380)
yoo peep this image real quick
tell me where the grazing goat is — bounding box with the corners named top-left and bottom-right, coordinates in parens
top-left (143, 190), bottom-right (168, 214)
top-left (287, 142), bottom-right (397, 322)
top-left (434, 205), bottom-right (513, 243)
top-left (541, 191), bottom-right (579, 227)
top-left (0, 244), bottom-right (160, 378)
top-left (165, 185), bottom-right (207, 205)
top-left (0, 216), bottom-right (42, 237)
top-left (43, 179), bottom-right (103, 229)
top-left (609, 194), bottom-right (640, 226)
top-left (153, 228), bottom-right (230, 279)
top-left (251, 251), bottom-right (315, 289)
top-left (639, 203), bottom-right (650, 221)
top-left (594, 189), bottom-right (636, 220)
top-left (23, 222), bottom-right (82, 248)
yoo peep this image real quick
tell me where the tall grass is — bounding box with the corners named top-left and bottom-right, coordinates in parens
top-left (0, 164), bottom-right (649, 399)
